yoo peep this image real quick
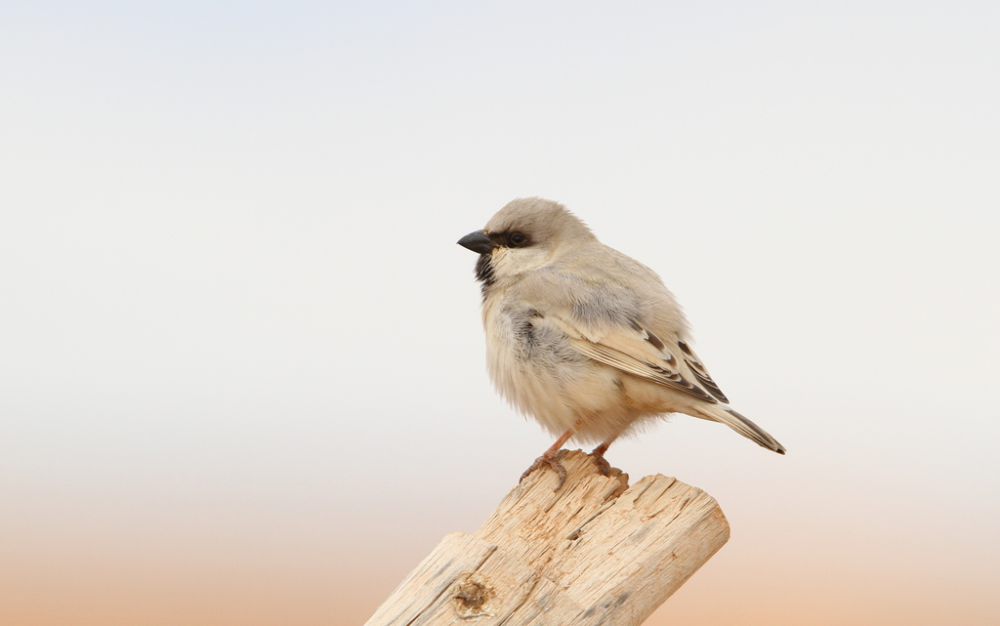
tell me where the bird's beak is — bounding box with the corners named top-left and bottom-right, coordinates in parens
top-left (457, 230), bottom-right (495, 254)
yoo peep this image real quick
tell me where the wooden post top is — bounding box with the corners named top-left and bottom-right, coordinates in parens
top-left (366, 450), bottom-right (730, 626)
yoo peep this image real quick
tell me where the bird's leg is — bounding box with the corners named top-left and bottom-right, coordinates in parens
top-left (588, 436), bottom-right (618, 476)
top-left (520, 427), bottom-right (577, 490)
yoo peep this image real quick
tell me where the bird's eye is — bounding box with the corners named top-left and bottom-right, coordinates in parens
top-left (509, 232), bottom-right (527, 247)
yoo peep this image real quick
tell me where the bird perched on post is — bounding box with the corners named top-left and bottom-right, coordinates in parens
top-left (458, 198), bottom-right (785, 487)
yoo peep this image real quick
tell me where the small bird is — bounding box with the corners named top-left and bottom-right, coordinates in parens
top-left (458, 198), bottom-right (785, 486)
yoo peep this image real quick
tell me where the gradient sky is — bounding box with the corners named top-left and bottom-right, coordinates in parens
top-left (2, 2), bottom-right (999, 624)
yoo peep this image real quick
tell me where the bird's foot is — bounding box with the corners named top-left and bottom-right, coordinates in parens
top-left (587, 449), bottom-right (613, 476)
top-left (519, 450), bottom-right (569, 490)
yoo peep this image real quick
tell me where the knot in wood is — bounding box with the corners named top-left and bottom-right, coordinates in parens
top-left (452, 573), bottom-right (495, 618)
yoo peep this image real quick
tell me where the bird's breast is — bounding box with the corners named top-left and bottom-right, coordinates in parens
top-left (481, 298), bottom-right (628, 439)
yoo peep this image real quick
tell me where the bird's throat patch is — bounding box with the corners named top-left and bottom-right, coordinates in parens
top-left (475, 253), bottom-right (495, 297)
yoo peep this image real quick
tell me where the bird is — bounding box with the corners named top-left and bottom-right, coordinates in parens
top-left (457, 197), bottom-right (785, 487)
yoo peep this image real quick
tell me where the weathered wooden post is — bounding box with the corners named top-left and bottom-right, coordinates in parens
top-left (366, 450), bottom-right (730, 625)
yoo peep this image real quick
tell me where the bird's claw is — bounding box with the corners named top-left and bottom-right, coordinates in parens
top-left (588, 451), bottom-right (613, 477)
top-left (520, 450), bottom-right (568, 490)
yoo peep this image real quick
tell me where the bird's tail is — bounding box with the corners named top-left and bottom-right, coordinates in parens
top-left (693, 405), bottom-right (786, 455)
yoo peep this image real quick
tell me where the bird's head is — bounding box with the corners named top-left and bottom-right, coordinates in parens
top-left (457, 198), bottom-right (595, 292)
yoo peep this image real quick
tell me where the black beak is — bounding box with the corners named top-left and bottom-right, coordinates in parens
top-left (457, 230), bottom-right (495, 254)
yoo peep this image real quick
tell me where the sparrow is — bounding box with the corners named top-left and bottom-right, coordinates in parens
top-left (458, 198), bottom-right (785, 487)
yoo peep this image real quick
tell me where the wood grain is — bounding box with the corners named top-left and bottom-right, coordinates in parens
top-left (365, 450), bottom-right (730, 626)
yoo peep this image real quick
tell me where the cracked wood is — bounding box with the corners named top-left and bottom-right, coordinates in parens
top-left (365, 451), bottom-right (730, 626)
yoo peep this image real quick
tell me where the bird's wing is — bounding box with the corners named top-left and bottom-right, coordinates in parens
top-left (546, 313), bottom-right (725, 405)
top-left (672, 339), bottom-right (729, 403)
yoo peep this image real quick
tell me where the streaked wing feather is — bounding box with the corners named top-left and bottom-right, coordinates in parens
top-left (549, 314), bottom-right (719, 404)
top-left (677, 340), bottom-right (729, 403)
